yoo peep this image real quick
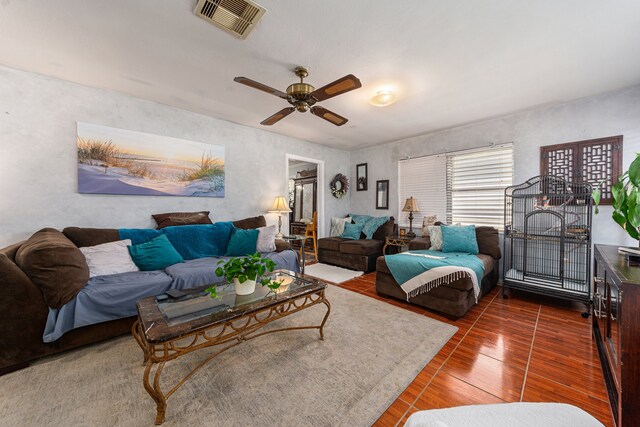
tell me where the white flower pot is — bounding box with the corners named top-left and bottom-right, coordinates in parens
top-left (233, 278), bottom-right (256, 295)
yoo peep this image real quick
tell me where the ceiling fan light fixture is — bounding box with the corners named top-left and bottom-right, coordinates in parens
top-left (370, 90), bottom-right (396, 107)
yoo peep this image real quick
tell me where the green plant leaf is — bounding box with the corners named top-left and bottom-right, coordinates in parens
top-left (628, 153), bottom-right (640, 186)
top-left (625, 222), bottom-right (640, 240)
top-left (612, 210), bottom-right (627, 228)
top-left (591, 185), bottom-right (601, 215)
top-left (612, 181), bottom-right (626, 210)
top-left (205, 285), bottom-right (218, 299)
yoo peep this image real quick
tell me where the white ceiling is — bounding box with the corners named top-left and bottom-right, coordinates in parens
top-left (1, 0), bottom-right (639, 150)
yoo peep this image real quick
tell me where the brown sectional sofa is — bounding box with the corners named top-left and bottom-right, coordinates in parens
top-left (317, 217), bottom-right (397, 272)
top-left (0, 215), bottom-right (288, 375)
top-left (375, 226), bottom-right (501, 318)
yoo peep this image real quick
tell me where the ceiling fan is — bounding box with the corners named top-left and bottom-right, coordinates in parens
top-left (233, 66), bottom-right (362, 126)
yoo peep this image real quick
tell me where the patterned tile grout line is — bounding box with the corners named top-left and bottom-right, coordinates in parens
top-left (393, 289), bottom-right (501, 427)
top-left (520, 305), bottom-right (541, 402)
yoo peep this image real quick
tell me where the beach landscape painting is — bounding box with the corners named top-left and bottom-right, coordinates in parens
top-left (77, 123), bottom-right (225, 197)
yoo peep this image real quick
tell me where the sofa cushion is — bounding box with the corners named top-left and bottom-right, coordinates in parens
top-left (318, 237), bottom-right (347, 251)
top-left (408, 237), bottom-right (430, 250)
top-left (233, 215), bottom-right (267, 230)
top-left (372, 217), bottom-right (396, 241)
top-left (43, 270), bottom-right (174, 343)
top-left (441, 225), bottom-right (479, 254)
top-left (225, 228), bottom-right (259, 256)
top-left (256, 225), bottom-right (277, 252)
top-left (330, 216), bottom-right (352, 237)
top-left (341, 222), bottom-right (364, 240)
top-left (63, 227), bottom-right (119, 248)
top-left (165, 251), bottom-right (300, 290)
top-left (339, 239), bottom-right (384, 255)
top-left (152, 211), bottom-right (212, 229)
top-left (128, 235), bottom-right (184, 271)
top-left (476, 226), bottom-right (501, 259)
top-left (15, 228), bottom-right (90, 309)
top-left (79, 239), bottom-right (139, 278)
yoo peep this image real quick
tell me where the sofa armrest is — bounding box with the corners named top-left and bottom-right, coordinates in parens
top-left (409, 237), bottom-right (430, 250)
top-left (0, 253), bottom-right (49, 372)
top-left (275, 240), bottom-right (290, 253)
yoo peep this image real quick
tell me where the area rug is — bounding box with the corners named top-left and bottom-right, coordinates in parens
top-left (0, 286), bottom-right (457, 427)
top-left (304, 262), bottom-right (364, 283)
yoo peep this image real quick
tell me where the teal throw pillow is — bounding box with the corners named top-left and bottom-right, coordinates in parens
top-left (349, 214), bottom-right (372, 225)
top-left (128, 234), bottom-right (184, 271)
top-left (341, 222), bottom-right (364, 240)
top-left (362, 216), bottom-right (390, 239)
top-left (225, 227), bottom-right (259, 256)
top-left (441, 225), bottom-right (479, 254)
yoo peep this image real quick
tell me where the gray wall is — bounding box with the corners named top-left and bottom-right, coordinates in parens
top-left (349, 85), bottom-right (640, 247)
top-left (0, 66), bottom-right (351, 247)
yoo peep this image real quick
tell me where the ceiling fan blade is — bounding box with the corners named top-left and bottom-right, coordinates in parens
top-left (311, 74), bottom-right (362, 102)
top-left (234, 77), bottom-right (288, 99)
top-left (260, 107), bottom-right (295, 126)
top-left (310, 106), bottom-right (348, 126)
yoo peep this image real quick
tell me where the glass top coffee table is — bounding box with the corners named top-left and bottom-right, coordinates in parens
top-left (132, 270), bottom-right (331, 425)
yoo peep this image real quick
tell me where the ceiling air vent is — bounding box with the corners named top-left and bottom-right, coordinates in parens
top-left (194, 0), bottom-right (266, 40)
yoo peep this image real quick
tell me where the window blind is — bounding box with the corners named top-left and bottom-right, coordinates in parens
top-left (398, 155), bottom-right (447, 227)
top-left (446, 144), bottom-right (514, 229)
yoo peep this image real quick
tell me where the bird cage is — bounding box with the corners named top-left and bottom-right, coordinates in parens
top-left (503, 176), bottom-right (592, 314)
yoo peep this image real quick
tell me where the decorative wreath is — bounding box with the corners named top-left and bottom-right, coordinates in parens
top-left (330, 173), bottom-right (349, 199)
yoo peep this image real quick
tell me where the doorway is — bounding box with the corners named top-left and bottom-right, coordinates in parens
top-left (285, 154), bottom-right (324, 260)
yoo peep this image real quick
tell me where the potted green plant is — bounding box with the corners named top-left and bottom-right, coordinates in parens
top-left (593, 153), bottom-right (640, 242)
top-left (206, 252), bottom-right (281, 297)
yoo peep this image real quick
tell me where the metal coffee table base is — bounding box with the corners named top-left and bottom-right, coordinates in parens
top-left (132, 289), bottom-right (331, 425)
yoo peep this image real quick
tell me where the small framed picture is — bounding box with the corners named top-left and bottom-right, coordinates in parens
top-left (376, 179), bottom-right (389, 209)
top-left (356, 163), bottom-right (368, 191)
top-left (399, 228), bottom-right (406, 237)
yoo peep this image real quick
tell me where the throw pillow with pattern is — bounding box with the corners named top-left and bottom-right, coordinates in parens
top-left (330, 216), bottom-right (352, 237)
top-left (362, 216), bottom-right (390, 239)
top-left (428, 225), bottom-right (443, 250)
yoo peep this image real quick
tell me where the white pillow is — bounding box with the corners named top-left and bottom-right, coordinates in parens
top-left (427, 226), bottom-right (443, 250)
top-left (330, 216), bottom-right (352, 237)
top-left (256, 225), bottom-right (277, 252)
top-left (79, 239), bottom-right (139, 278)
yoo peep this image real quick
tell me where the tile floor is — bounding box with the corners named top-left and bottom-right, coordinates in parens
top-left (332, 272), bottom-right (613, 427)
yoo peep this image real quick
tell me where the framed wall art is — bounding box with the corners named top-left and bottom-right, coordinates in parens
top-left (77, 122), bottom-right (225, 197)
top-left (356, 163), bottom-right (368, 191)
top-left (376, 179), bottom-right (389, 209)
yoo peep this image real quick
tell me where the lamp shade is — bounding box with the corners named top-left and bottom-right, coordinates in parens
top-left (269, 196), bottom-right (292, 213)
top-left (402, 197), bottom-right (420, 212)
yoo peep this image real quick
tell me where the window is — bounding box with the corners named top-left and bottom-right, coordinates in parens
top-left (447, 145), bottom-right (514, 229)
top-left (398, 144), bottom-right (514, 230)
top-left (398, 154), bottom-right (447, 227)
top-left (540, 136), bottom-right (623, 205)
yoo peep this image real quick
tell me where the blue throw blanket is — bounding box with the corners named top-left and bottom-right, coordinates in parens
top-left (119, 222), bottom-right (235, 260)
top-left (385, 250), bottom-right (484, 288)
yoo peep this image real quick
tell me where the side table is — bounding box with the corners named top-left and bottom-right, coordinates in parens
top-left (282, 235), bottom-right (309, 274)
top-left (383, 235), bottom-right (414, 255)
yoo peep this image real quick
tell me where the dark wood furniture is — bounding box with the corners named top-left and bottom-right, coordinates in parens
top-left (382, 235), bottom-right (414, 255)
top-left (133, 270), bottom-right (330, 425)
top-left (593, 244), bottom-right (640, 427)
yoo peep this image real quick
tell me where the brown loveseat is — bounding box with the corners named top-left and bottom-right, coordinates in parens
top-left (317, 217), bottom-right (397, 272)
top-left (0, 215), bottom-right (288, 375)
top-left (375, 226), bottom-right (501, 318)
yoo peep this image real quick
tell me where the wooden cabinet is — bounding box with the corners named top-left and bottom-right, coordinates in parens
top-left (593, 245), bottom-right (640, 426)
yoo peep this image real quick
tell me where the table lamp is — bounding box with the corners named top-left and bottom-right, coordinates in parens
top-left (269, 196), bottom-right (292, 239)
top-left (402, 197), bottom-right (420, 238)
